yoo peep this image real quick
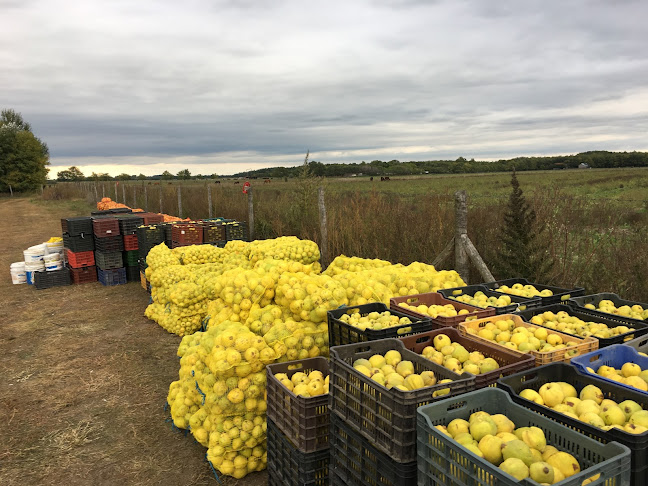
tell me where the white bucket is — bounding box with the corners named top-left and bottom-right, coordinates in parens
top-left (26, 269), bottom-right (43, 285)
top-left (10, 262), bottom-right (26, 284)
top-left (44, 253), bottom-right (61, 263)
top-left (24, 244), bottom-right (47, 263)
top-left (46, 241), bottom-right (64, 253)
top-left (45, 260), bottom-right (63, 271)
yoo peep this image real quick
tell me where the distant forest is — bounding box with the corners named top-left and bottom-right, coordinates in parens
top-left (231, 151), bottom-right (648, 179)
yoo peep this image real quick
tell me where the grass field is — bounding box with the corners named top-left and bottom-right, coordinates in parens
top-left (0, 197), bottom-right (266, 486)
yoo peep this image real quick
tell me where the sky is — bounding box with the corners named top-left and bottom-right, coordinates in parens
top-left (2, 0), bottom-right (647, 177)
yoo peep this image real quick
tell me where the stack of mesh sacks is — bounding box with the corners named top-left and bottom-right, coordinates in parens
top-left (156, 238), bottom-right (465, 480)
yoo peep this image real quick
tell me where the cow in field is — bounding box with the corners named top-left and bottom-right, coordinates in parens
top-left (370, 177), bottom-right (373, 181)
top-left (234, 181), bottom-right (240, 184)
top-left (264, 179), bottom-right (271, 184)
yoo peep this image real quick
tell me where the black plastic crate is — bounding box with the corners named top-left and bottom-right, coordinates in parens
top-left (417, 387), bottom-right (631, 486)
top-left (484, 277), bottom-right (585, 305)
top-left (94, 235), bottom-right (124, 253)
top-left (225, 221), bottom-right (248, 241)
top-left (267, 357), bottom-right (329, 453)
top-left (568, 293), bottom-right (648, 321)
top-left (202, 221), bottom-right (227, 245)
top-left (327, 302), bottom-right (435, 347)
top-left (95, 251), bottom-right (124, 270)
top-left (34, 268), bottom-right (71, 290)
top-left (517, 303), bottom-right (648, 347)
top-left (626, 334), bottom-right (648, 355)
top-left (63, 233), bottom-right (95, 252)
top-left (97, 267), bottom-right (127, 286)
top-left (267, 418), bottom-right (329, 486)
top-left (329, 338), bottom-right (475, 463)
top-left (136, 225), bottom-right (165, 257)
top-left (438, 284), bottom-right (542, 314)
top-left (61, 217), bottom-right (92, 236)
top-left (125, 266), bottom-right (139, 282)
top-left (138, 258), bottom-right (148, 273)
top-left (497, 362), bottom-right (648, 486)
top-left (109, 207), bottom-right (132, 213)
top-left (116, 214), bottom-right (144, 235)
top-left (329, 413), bottom-right (417, 486)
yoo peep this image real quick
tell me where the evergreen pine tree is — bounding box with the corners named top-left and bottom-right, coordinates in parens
top-left (495, 170), bottom-right (554, 281)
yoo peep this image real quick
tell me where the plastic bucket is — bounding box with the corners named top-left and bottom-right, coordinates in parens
top-left (10, 262), bottom-right (27, 284)
top-left (26, 269), bottom-right (44, 285)
top-left (46, 241), bottom-right (64, 253)
top-left (24, 244), bottom-right (47, 262)
top-left (44, 253), bottom-right (61, 263)
top-left (45, 260), bottom-right (63, 271)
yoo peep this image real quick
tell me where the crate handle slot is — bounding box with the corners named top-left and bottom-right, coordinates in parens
top-left (446, 399), bottom-right (468, 412)
top-left (588, 354), bottom-right (602, 363)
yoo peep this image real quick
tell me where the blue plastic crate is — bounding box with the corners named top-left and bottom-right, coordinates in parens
top-left (571, 344), bottom-right (648, 396)
top-left (97, 267), bottom-right (127, 286)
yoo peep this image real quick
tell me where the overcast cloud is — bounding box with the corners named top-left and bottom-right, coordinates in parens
top-left (2, 0), bottom-right (647, 176)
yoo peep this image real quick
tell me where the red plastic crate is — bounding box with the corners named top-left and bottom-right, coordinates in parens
top-left (171, 223), bottom-right (203, 247)
top-left (65, 249), bottom-right (95, 268)
top-left (69, 266), bottom-right (97, 284)
top-left (123, 234), bottom-right (138, 250)
top-left (139, 212), bottom-right (164, 225)
top-left (92, 218), bottom-right (120, 238)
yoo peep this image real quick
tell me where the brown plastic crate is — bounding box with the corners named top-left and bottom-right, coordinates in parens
top-left (92, 218), bottom-right (120, 238)
top-left (65, 249), bottom-right (95, 268)
top-left (69, 265), bottom-right (97, 284)
top-left (139, 212), bottom-right (164, 225)
top-left (329, 338), bottom-right (475, 463)
top-left (266, 357), bottom-right (329, 453)
top-left (171, 223), bottom-right (203, 247)
top-left (390, 292), bottom-right (495, 327)
top-left (202, 221), bottom-right (226, 244)
top-left (399, 327), bottom-right (535, 388)
top-left (123, 234), bottom-right (138, 251)
top-left (458, 314), bottom-right (598, 366)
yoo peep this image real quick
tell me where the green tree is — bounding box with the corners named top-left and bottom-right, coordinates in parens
top-left (57, 166), bottom-right (84, 181)
top-left (90, 172), bottom-right (112, 181)
top-left (161, 170), bottom-right (174, 180)
top-left (137, 173), bottom-right (147, 180)
top-left (116, 173), bottom-right (131, 180)
top-left (494, 170), bottom-right (554, 281)
top-left (0, 109), bottom-right (49, 192)
top-left (177, 168), bottom-right (191, 180)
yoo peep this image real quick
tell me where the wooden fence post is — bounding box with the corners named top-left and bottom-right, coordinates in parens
top-left (454, 190), bottom-right (469, 282)
top-left (318, 186), bottom-right (329, 267)
top-left (41, 184), bottom-right (44, 196)
top-left (207, 184), bottom-right (213, 219)
top-left (102, 184), bottom-right (105, 198)
top-left (133, 185), bottom-right (137, 208)
top-left (177, 186), bottom-right (183, 218)
top-left (159, 186), bottom-right (163, 214)
top-left (144, 185), bottom-right (148, 212)
top-left (93, 183), bottom-right (98, 202)
top-left (115, 182), bottom-right (118, 201)
top-left (247, 187), bottom-right (255, 241)
top-left (122, 183), bottom-right (126, 206)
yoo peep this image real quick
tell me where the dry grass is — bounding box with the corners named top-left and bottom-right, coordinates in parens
top-left (0, 197), bottom-right (266, 486)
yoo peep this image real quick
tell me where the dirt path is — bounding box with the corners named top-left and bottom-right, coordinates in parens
top-left (0, 197), bottom-right (266, 486)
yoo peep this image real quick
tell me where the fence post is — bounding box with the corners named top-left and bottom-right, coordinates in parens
top-left (41, 184), bottom-right (44, 196)
top-left (207, 184), bottom-right (213, 219)
top-left (247, 187), bottom-right (255, 241)
top-left (318, 186), bottom-right (328, 267)
top-left (178, 186), bottom-right (183, 218)
top-left (454, 190), bottom-right (469, 283)
top-left (159, 186), bottom-right (163, 214)
top-left (144, 185), bottom-right (148, 212)
top-left (114, 182), bottom-right (118, 202)
top-left (102, 184), bottom-right (105, 198)
top-left (122, 183), bottom-right (126, 205)
top-left (133, 185), bottom-right (137, 208)
top-left (93, 183), bottom-right (98, 202)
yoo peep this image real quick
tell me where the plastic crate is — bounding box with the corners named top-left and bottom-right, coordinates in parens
top-left (63, 233), bottom-right (95, 252)
top-left (459, 314), bottom-right (599, 367)
top-left (417, 387), bottom-right (630, 486)
top-left (123, 234), bottom-right (138, 251)
top-left (123, 250), bottom-right (139, 267)
top-left (266, 357), bottom-right (329, 453)
top-left (390, 292), bottom-right (495, 327)
top-left (517, 303), bottom-right (648, 348)
top-left (116, 214), bottom-right (143, 235)
top-left (202, 221), bottom-right (227, 245)
top-left (267, 418), bottom-right (329, 486)
top-left (95, 251), bottom-right (124, 270)
top-left (33, 268), bottom-right (71, 290)
top-left (225, 221), bottom-right (248, 241)
top-left (171, 223), bottom-right (203, 248)
top-left (497, 362), bottom-right (648, 486)
top-left (97, 267), bottom-right (127, 286)
top-left (329, 412), bottom-right (417, 486)
top-left (484, 277), bottom-right (585, 305)
top-left (329, 338), bottom-right (475, 463)
top-left (625, 334), bottom-right (648, 355)
top-left (572, 344), bottom-right (648, 395)
top-left (61, 217), bottom-right (92, 236)
top-left (94, 235), bottom-right (124, 253)
top-left (438, 284), bottom-right (543, 314)
top-left (139, 212), bottom-right (164, 225)
top-left (140, 271), bottom-right (148, 291)
top-left (399, 327), bottom-right (535, 389)
top-left (92, 218), bottom-right (120, 238)
top-left (109, 208), bottom-right (132, 214)
top-left (568, 293), bottom-right (648, 320)
top-left (136, 225), bottom-right (165, 257)
top-left (327, 302), bottom-right (435, 347)
top-left (125, 266), bottom-right (139, 282)
top-left (69, 265), bottom-right (97, 284)
top-left (65, 249), bottom-right (95, 268)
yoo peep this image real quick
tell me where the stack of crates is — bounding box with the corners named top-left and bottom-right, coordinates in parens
top-left (136, 224), bottom-right (165, 292)
top-left (266, 358), bottom-right (330, 486)
top-left (61, 217), bottom-right (96, 285)
top-left (93, 217), bottom-right (126, 286)
top-left (117, 214), bottom-right (143, 282)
